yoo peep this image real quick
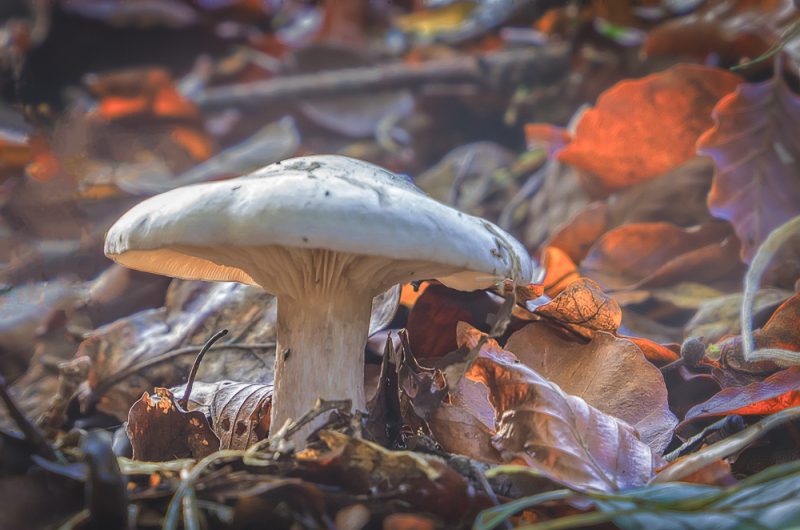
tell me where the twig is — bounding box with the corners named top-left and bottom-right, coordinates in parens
top-left (195, 45), bottom-right (569, 108)
top-left (179, 329), bottom-right (228, 409)
top-left (0, 376), bottom-right (57, 461)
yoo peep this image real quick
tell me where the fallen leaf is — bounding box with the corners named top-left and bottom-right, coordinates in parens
top-left (581, 222), bottom-right (745, 292)
top-left (544, 157), bottom-right (717, 265)
top-left (544, 202), bottom-right (609, 265)
top-left (623, 336), bottom-right (681, 366)
top-left (172, 381), bottom-right (272, 450)
top-left (463, 329), bottom-right (660, 492)
top-left (558, 64), bottom-right (742, 196)
top-left (697, 66), bottom-right (800, 262)
top-left (302, 430), bottom-right (491, 522)
top-left (427, 402), bottom-right (502, 463)
top-left (680, 367), bottom-right (800, 431)
top-left (406, 283), bottom-right (501, 359)
top-left (646, 0), bottom-right (800, 69)
top-left (503, 323), bottom-right (676, 453)
top-left (126, 387), bottom-right (220, 462)
top-left (533, 278), bottom-right (621, 338)
top-left (539, 247), bottom-right (581, 298)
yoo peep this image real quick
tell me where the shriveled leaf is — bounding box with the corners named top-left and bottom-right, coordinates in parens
top-left (680, 367), bottom-right (800, 431)
top-left (533, 278), bottom-right (621, 337)
top-left (463, 329), bottom-right (659, 492)
top-left (697, 66), bottom-right (800, 261)
top-left (558, 65), bottom-right (742, 196)
top-left (582, 222), bottom-right (744, 292)
top-left (503, 323), bottom-right (676, 453)
top-left (127, 387), bottom-right (220, 462)
top-left (171, 381), bottom-right (272, 450)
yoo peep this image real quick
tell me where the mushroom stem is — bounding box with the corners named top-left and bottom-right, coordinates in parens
top-left (271, 290), bottom-right (372, 446)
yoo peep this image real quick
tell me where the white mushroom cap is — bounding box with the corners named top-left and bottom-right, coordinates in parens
top-left (105, 155), bottom-right (533, 294)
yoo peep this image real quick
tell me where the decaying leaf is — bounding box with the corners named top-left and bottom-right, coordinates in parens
top-left (463, 329), bottom-right (660, 492)
top-left (302, 430), bottom-right (491, 522)
top-left (646, 0), bottom-right (800, 69)
top-left (172, 381), bottom-right (272, 450)
top-left (127, 387), bottom-right (220, 462)
top-left (427, 402), bottom-right (502, 463)
top-left (533, 277), bottom-right (621, 338)
top-left (581, 222), bottom-right (744, 293)
top-left (558, 64), bottom-right (742, 196)
top-left (680, 367), bottom-right (800, 432)
top-left (697, 65), bottom-right (800, 262)
top-left (497, 323), bottom-right (677, 453)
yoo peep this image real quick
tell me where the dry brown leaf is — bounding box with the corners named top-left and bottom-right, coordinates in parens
top-left (463, 335), bottom-right (659, 492)
top-left (581, 222), bottom-right (745, 292)
top-left (427, 402), bottom-right (502, 463)
top-left (503, 323), bottom-right (676, 453)
top-left (533, 278), bottom-right (621, 338)
top-left (126, 387), bottom-right (219, 462)
top-left (172, 381), bottom-right (272, 450)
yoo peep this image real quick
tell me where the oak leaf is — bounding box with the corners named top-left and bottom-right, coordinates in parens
top-left (697, 67), bottom-right (800, 262)
top-left (558, 65), bottom-right (742, 196)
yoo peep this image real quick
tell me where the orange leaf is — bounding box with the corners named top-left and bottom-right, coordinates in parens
top-left (680, 367), bottom-right (800, 430)
top-left (557, 64), bottom-right (742, 196)
top-left (534, 277), bottom-right (621, 337)
top-left (169, 127), bottom-right (214, 162)
top-left (97, 96), bottom-right (150, 122)
top-left (400, 281), bottom-right (430, 308)
top-left (581, 222), bottom-right (743, 292)
top-left (524, 123), bottom-right (571, 157)
top-left (624, 336), bottom-right (681, 366)
top-left (541, 246), bottom-right (579, 298)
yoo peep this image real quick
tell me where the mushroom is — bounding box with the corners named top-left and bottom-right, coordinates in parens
top-left (105, 155), bottom-right (534, 445)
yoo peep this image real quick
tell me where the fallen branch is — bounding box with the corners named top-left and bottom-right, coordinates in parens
top-left (195, 44), bottom-right (570, 108)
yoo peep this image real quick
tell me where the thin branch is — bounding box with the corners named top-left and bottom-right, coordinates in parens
top-left (195, 45), bottom-right (569, 108)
